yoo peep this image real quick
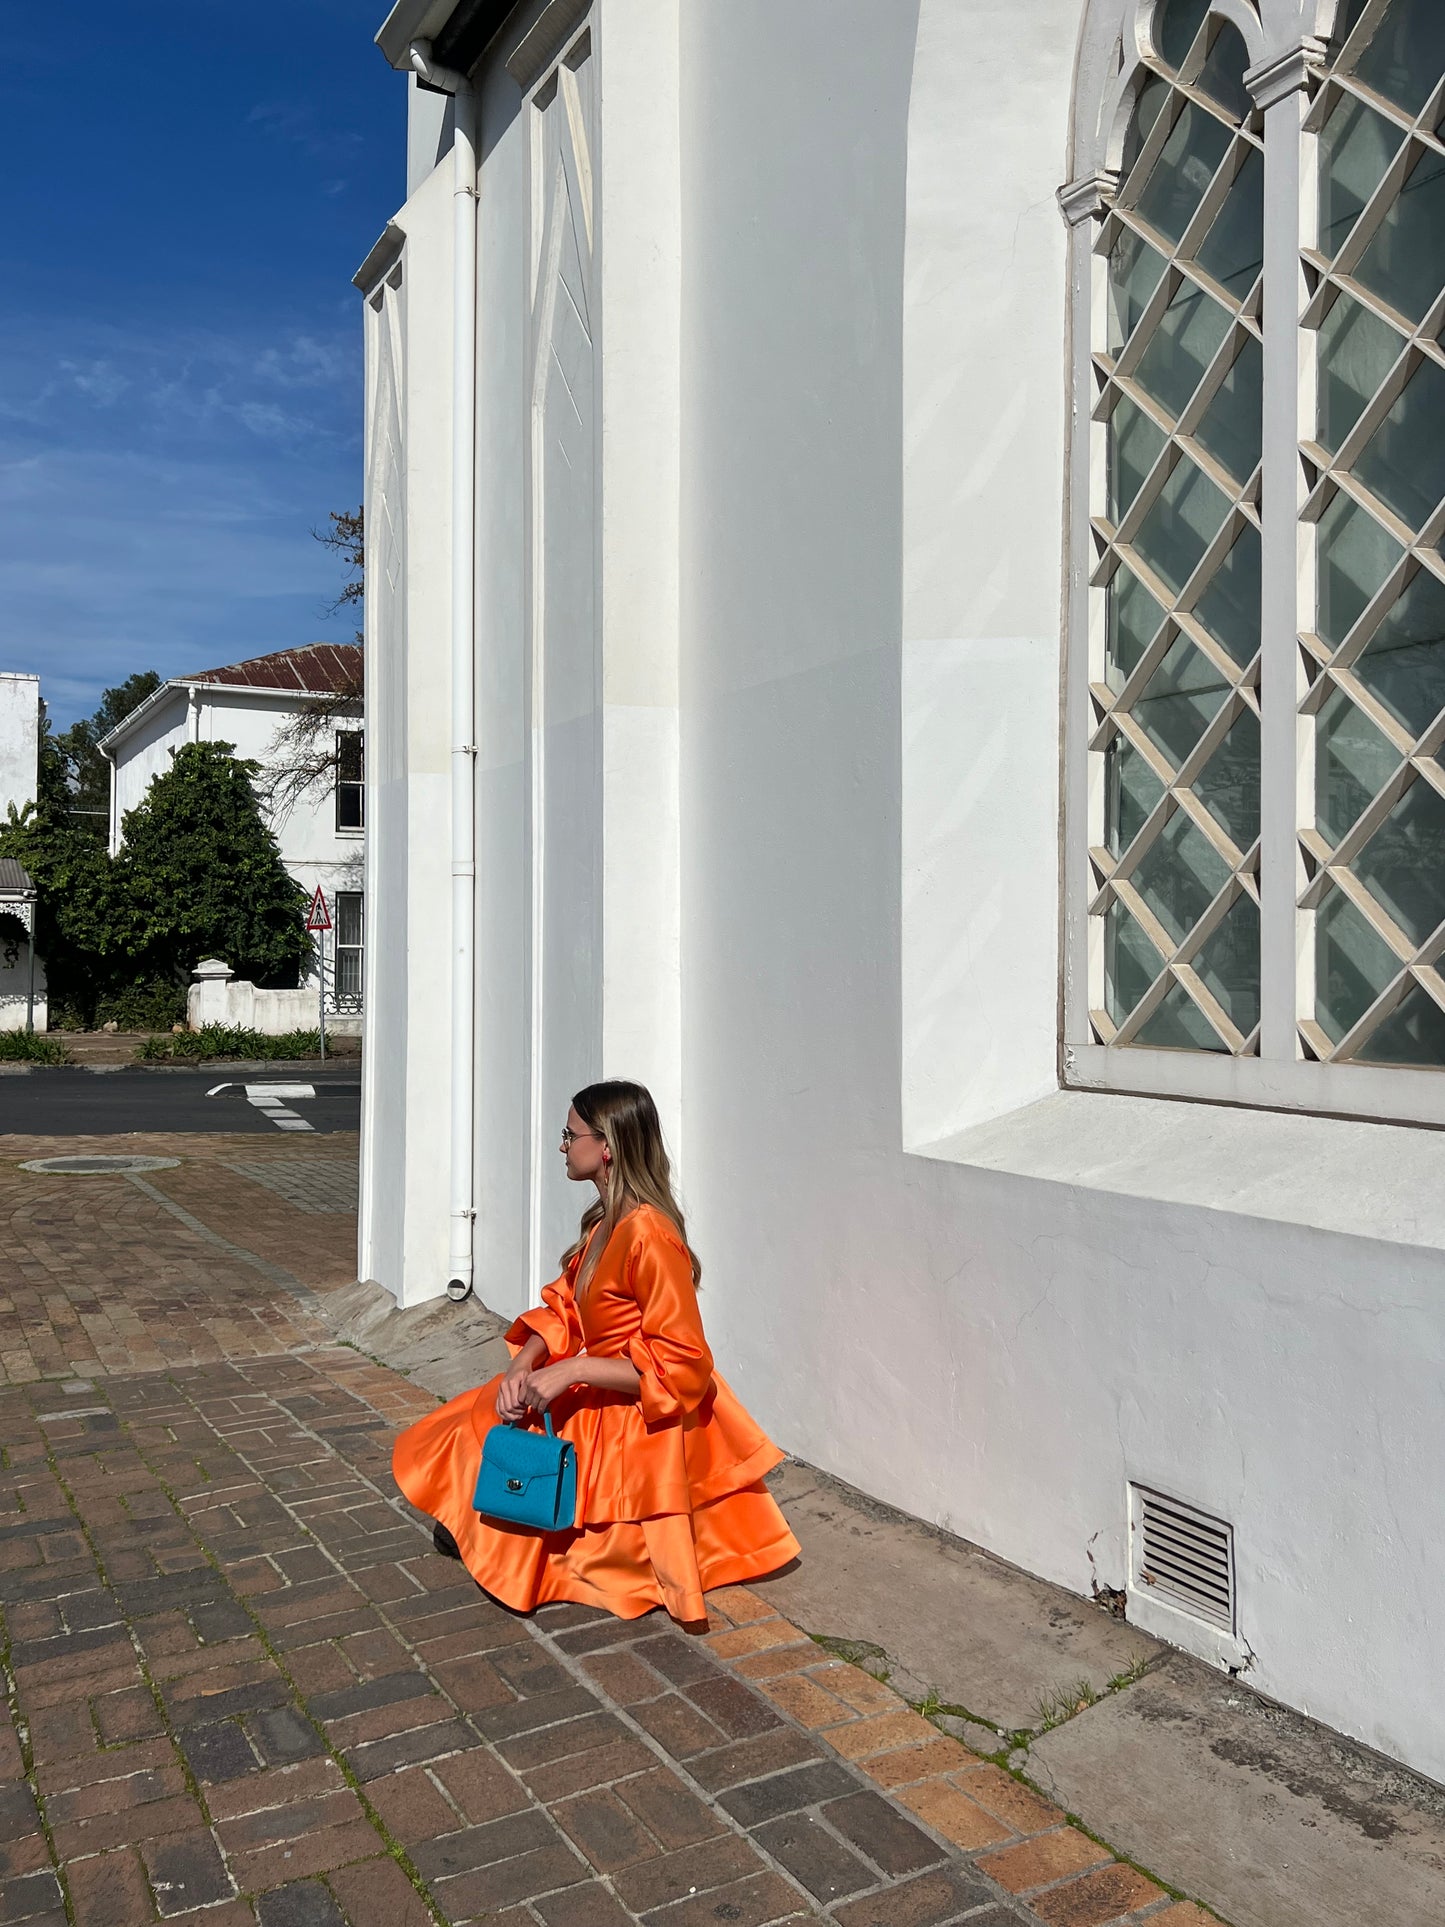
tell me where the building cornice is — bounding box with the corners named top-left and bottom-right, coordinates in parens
top-left (376, 0), bottom-right (518, 77)
top-left (1057, 170), bottom-right (1119, 228)
top-left (354, 222), bottom-right (406, 296)
top-left (1245, 38), bottom-right (1327, 110)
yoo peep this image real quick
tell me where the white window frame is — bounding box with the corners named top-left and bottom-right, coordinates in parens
top-left (335, 728), bottom-right (365, 834)
top-left (1060, 0), bottom-right (1445, 1128)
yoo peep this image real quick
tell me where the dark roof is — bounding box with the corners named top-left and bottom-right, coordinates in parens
top-left (0, 858), bottom-right (35, 896)
top-left (180, 643), bottom-right (363, 697)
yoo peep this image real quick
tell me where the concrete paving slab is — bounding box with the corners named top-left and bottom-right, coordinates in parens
top-left (1028, 1650), bottom-right (1445, 1927)
top-left (323, 1279), bottom-right (512, 1401)
top-left (752, 1460), bottom-right (1158, 1734)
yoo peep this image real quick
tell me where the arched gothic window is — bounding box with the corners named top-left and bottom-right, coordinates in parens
top-left (1063, 0), bottom-right (1445, 1124)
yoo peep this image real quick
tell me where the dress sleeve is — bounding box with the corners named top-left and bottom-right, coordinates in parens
top-left (505, 1276), bottom-right (583, 1361)
top-left (625, 1226), bottom-right (714, 1426)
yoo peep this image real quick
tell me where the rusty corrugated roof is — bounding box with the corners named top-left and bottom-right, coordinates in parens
top-left (180, 643), bottom-right (363, 696)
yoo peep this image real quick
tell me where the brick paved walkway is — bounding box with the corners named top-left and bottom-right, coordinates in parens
top-left (0, 1135), bottom-right (1216, 1926)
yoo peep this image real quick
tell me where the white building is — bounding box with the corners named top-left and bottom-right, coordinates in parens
top-left (100, 645), bottom-right (366, 1015)
top-left (0, 673), bottom-right (45, 1031)
top-left (356, 0), bottom-right (1445, 1783)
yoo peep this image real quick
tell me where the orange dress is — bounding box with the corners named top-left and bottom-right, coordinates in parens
top-left (391, 1205), bottom-right (800, 1623)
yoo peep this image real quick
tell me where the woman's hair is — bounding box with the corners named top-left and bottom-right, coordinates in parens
top-left (562, 1080), bottom-right (701, 1289)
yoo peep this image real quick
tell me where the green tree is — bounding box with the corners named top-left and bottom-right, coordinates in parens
top-left (113, 742), bottom-right (309, 987)
top-left (54, 671), bottom-right (162, 828)
top-left (0, 799), bottom-right (121, 1025)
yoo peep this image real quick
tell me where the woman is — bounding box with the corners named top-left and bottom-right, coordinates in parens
top-left (392, 1080), bottom-right (799, 1625)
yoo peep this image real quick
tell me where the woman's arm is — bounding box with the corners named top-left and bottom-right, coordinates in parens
top-left (524, 1353), bottom-right (641, 1410)
top-left (495, 1332), bottom-right (549, 1421)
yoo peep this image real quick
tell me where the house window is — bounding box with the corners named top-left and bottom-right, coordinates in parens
top-left (1065, 0), bottom-right (1445, 1122)
top-left (336, 731), bottom-right (364, 831)
top-left (334, 892), bottom-right (364, 1008)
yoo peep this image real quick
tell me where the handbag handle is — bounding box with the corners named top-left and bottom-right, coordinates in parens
top-left (506, 1409), bottom-right (556, 1435)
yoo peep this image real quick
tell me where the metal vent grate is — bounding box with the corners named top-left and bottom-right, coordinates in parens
top-left (1131, 1487), bottom-right (1235, 1633)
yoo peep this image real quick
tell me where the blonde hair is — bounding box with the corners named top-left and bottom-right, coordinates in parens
top-left (561, 1080), bottom-right (701, 1290)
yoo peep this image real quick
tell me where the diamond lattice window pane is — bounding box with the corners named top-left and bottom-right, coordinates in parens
top-left (1194, 149), bottom-right (1264, 296)
top-left (1316, 292), bottom-right (1406, 452)
top-left (1105, 900), bottom-right (1165, 1024)
top-left (1133, 809), bottom-right (1233, 942)
top-left (1351, 777), bottom-right (1445, 945)
top-left (1352, 358), bottom-right (1445, 530)
top-left (1193, 891), bottom-right (1260, 1034)
top-left (1317, 491), bottom-right (1403, 644)
top-left (1349, 0), bottom-right (1445, 121)
top-left (1318, 92), bottom-right (1402, 259)
top-left (1193, 523), bottom-right (1261, 667)
top-left (1317, 686), bottom-right (1400, 843)
top-left (1354, 980), bottom-right (1445, 1064)
top-left (1156, 0), bottom-right (1210, 73)
top-left (1108, 228), bottom-right (1169, 352)
top-left (1134, 103), bottom-right (1233, 248)
top-left (1123, 73), bottom-right (1172, 178)
top-left (1136, 980), bottom-right (1228, 1049)
top-left (1106, 735), bottom-right (1166, 856)
top-left (1109, 395), bottom-right (1168, 522)
top-left (1196, 23), bottom-right (1252, 122)
top-left (1107, 565), bottom-right (1168, 688)
top-left (1134, 281), bottom-right (1233, 419)
top-left (1193, 336), bottom-right (1262, 483)
top-left (1193, 708), bottom-right (1260, 850)
top-left (1353, 145), bottom-right (1445, 325)
top-left (1134, 459), bottom-right (1231, 597)
top-left (1316, 887), bottom-right (1401, 1042)
top-left (1353, 567), bottom-right (1445, 737)
top-left (1135, 633), bottom-right (1231, 765)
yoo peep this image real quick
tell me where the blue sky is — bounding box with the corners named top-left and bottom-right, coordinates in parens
top-left (0, 2), bottom-right (404, 728)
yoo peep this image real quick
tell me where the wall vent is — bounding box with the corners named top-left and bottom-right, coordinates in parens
top-left (1131, 1486), bottom-right (1235, 1633)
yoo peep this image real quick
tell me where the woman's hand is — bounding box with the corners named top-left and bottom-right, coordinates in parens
top-left (522, 1360), bottom-right (581, 1412)
top-left (495, 1334), bottom-right (548, 1423)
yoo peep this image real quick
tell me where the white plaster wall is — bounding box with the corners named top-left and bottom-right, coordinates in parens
top-left (0, 674), bottom-right (39, 820)
top-left (111, 693), bottom-right (189, 834)
top-left (357, 160), bottom-right (455, 1305)
top-left (0, 931), bottom-right (45, 1033)
top-left (676, 0), bottom-right (1445, 1782)
top-left (364, 0), bottom-right (1445, 1780)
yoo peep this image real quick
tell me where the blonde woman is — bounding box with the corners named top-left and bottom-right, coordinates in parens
top-left (391, 1080), bottom-right (799, 1624)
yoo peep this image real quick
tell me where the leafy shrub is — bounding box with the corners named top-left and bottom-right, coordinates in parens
top-left (0, 1031), bottom-right (69, 1064)
top-left (138, 1026), bottom-right (323, 1063)
top-left (94, 979), bottom-right (188, 1033)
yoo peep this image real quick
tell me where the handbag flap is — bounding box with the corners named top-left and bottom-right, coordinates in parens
top-left (483, 1423), bottom-right (570, 1483)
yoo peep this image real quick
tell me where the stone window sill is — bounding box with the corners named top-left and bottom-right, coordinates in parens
top-left (912, 1087), bottom-right (1445, 1255)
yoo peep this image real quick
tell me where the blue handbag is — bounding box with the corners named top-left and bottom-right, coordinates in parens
top-left (472, 1411), bottom-right (578, 1533)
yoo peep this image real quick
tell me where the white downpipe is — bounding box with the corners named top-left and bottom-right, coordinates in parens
top-left (411, 38), bottom-right (479, 1297)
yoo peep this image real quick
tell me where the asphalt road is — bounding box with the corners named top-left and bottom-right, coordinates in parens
top-left (0, 1067), bottom-right (362, 1136)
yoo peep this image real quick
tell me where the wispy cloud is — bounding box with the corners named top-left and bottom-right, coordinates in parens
top-left (0, 310), bottom-right (362, 723)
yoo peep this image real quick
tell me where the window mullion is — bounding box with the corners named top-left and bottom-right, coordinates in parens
top-left (1251, 56), bottom-right (1317, 1061)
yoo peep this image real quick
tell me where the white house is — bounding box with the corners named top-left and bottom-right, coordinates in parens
top-left (0, 672), bottom-right (45, 1031)
top-left (100, 644), bottom-right (366, 1020)
top-left (355, 0), bottom-right (1445, 1784)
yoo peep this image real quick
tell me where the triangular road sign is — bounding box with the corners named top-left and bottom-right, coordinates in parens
top-left (306, 886), bottom-right (331, 932)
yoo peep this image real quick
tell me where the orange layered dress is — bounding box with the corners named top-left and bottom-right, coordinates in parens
top-left (391, 1205), bottom-right (799, 1624)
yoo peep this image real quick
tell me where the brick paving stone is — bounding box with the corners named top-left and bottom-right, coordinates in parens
top-left (751, 1813), bottom-right (875, 1901)
top-left (638, 1868), bottom-right (815, 1926)
top-left (326, 1856), bottom-right (437, 1927)
top-left (0, 1133), bottom-right (1229, 1927)
top-left (821, 1789), bottom-right (945, 1878)
top-left (554, 1785), bottom-right (664, 1871)
top-left (1027, 1860), bottom-right (1165, 1925)
top-left (892, 1779), bottom-right (1015, 1851)
top-left (253, 1882), bottom-right (349, 1927)
top-left (976, 1828), bottom-right (1114, 1895)
top-left (718, 1761), bottom-right (860, 1828)
top-left (830, 1864), bottom-right (999, 1926)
